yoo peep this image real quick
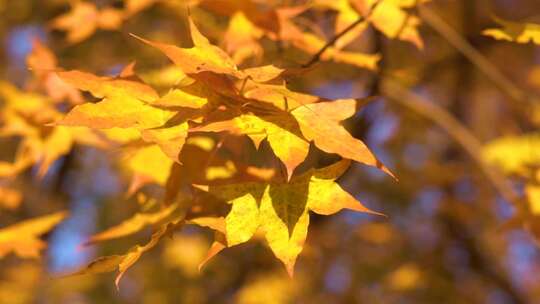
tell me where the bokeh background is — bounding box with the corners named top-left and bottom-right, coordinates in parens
top-left (1, 0), bottom-right (540, 303)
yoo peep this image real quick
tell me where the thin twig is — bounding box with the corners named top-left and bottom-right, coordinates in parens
top-left (302, 0), bottom-right (381, 68)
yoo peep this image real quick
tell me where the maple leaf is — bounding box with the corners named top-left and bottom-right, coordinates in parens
top-left (242, 83), bottom-right (320, 110)
top-left (85, 203), bottom-right (181, 245)
top-left (197, 113), bottom-right (309, 180)
top-left (483, 17), bottom-right (540, 45)
top-left (133, 18), bottom-right (240, 77)
top-left (141, 122), bottom-right (189, 161)
top-left (56, 70), bottom-right (196, 162)
top-left (291, 99), bottom-right (394, 177)
top-left (56, 70), bottom-right (159, 103)
top-left (0, 212), bottom-right (67, 259)
top-left (123, 144), bottom-right (174, 188)
top-left (50, 2), bottom-right (124, 44)
top-left (208, 160), bottom-right (380, 275)
top-left (65, 220), bottom-right (184, 289)
top-left (0, 82), bottom-right (104, 176)
top-left (150, 89), bottom-right (209, 109)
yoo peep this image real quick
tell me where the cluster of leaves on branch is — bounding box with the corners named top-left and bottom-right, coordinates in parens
top-left (1, 0), bottom-right (539, 298)
top-left (0, 0), bottom-right (434, 288)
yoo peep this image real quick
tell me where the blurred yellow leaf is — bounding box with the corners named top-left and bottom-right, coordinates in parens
top-left (163, 234), bottom-right (209, 277)
top-left (50, 2), bottom-right (124, 43)
top-left (0, 186), bottom-right (22, 210)
top-left (235, 273), bottom-right (301, 304)
top-left (483, 17), bottom-right (540, 45)
top-left (526, 185), bottom-right (540, 215)
top-left (0, 212), bottom-right (67, 259)
top-left (483, 133), bottom-right (540, 175)
top-left (353, 0), bottom-right (426, 48)
top-left (86, 203), bottom-right (180, 245)
top-left (386, 263), bottom-right (423, 291)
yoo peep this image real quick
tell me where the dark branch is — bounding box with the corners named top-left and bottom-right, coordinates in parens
top-left (302, 0), bottom-right (381, 68)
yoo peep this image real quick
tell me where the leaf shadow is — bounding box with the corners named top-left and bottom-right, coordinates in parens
top-left (268, 175), bottom-right (310, 237)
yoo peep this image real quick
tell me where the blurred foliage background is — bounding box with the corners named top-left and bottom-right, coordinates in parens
top-left (1, 0), bottom-right (540, 303)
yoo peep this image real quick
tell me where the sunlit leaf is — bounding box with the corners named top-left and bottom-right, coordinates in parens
top-left (209, 160), bottom-right (379, 275)
top-left (291, 99), bottom-right (394, 177)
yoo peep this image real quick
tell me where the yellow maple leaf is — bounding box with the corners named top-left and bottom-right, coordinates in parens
top-left (133, 17), bottom-right (240, 77)
top-left (209, 160), bottom-right (380, 275)
top-left (85, 203), bottom-right (180, 245)
top-left (197, 113), bottom-right (309, 180)
top-left (0, 212), bottom-right (68, 259)
top-left (291, 99), bottom-right (394, 177)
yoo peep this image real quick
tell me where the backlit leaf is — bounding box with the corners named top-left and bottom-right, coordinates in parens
top-left (209, 160), bottom-right (379, 275)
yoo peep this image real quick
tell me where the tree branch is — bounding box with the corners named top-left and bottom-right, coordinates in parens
top-left (302, 0), bottom-right (381, 68)
top-left (418, 5), bottom-right (538, 111)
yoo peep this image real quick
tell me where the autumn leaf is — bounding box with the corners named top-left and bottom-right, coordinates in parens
top-left (0, 82), bottom-right (102, 176)
top-left (208, 160), bottom-right (380, 275)
top-left (0, 212), bottom-right (68, 259)
top-left (133, 17), bottom-right (240, 77)
top-left (56, 72), bottom-right (172, 130)
top-left (291, 99), bottom-right (394, 177)
top-left (56, 70), bottom-right (159, 103)
top-left (483, 17), bottom-right (540, 45)
top-left (141, 122), bottom-right (189, 162)
top-left (85, 203), bottom-right (181, 245)
top-left (123, 144), bottom-right (174, 187)
top-left (197, 113), bottom-right (309, 180)
top-left (66, 220), bottom-right (184, 289)
top-left (482, 133), bottom-right (540, 175)
top-left (50, 2), bottom-right (124, 43)
top-left (150, 89), bottom-right (209, 109)
top-left (243, 84), bottom-right (320, 110)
